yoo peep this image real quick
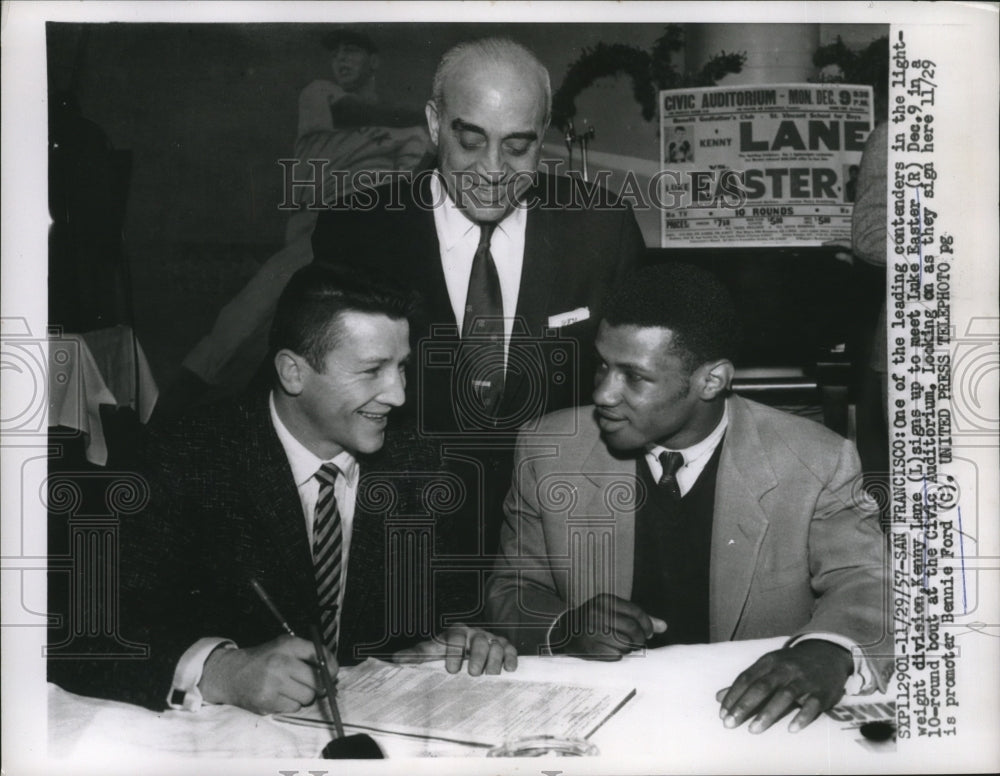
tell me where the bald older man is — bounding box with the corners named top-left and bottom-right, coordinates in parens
top-left (311, 38), bottom-right (645, 556)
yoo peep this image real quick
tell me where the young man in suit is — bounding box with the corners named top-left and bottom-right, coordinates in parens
top-left (60, 264), bottom-right (515, 714)
top-left (486, 263), bottom-right (891, 734)
top-left (311, 37), bottom-right (645, 555)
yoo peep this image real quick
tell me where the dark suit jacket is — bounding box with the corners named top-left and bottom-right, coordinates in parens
top-left (59, 393), bottom-right (470, 710)
top-left (311, 171), bottom-right (645, 435)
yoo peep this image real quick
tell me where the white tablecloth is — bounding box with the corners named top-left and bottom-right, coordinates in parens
top-left (46, 637), bottom-right (900, 771)
top-left (48, 325), bottom-right (158, 465)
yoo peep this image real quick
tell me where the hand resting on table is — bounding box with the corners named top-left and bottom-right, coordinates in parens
top-left (716, 640), bottom-right (853, 734)
top-left (392, 624), bottom-right (517, 676)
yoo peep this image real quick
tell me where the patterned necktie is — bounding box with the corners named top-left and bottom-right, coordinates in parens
top-left (461, 222), bottom-right (505, 414)
top-left (313, 462), bottom-right (343, 652)
top-left (658, 450), bottom-right (685, 501)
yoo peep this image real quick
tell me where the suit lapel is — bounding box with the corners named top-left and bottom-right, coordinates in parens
top-left (338, 430), bottom-right (419, 659)
top-left (338, 462), bottom-right (384, 657)
top-left (710, 396), bottom-right (779, 641)
top-left (515, 186), bottom-right (558, 335)
top-left (243, 400), bottom-right (317, 611)
top-left (407, 174), bottom-right (456, 330)
top-left (502, 181), bottom-right (560, 412)
top-left (578, 434), bottom-right (638, 601)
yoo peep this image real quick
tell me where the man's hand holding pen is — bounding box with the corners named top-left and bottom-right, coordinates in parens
top-left (199, 635), bottom-right (337, 715)
top-left (204, 580), bottom-right (517, 716)
top-left (393, 625), bottom-right (518, 675)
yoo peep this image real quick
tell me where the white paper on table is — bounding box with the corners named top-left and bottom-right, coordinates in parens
top-left (277, 658), bottom-right (636, 747)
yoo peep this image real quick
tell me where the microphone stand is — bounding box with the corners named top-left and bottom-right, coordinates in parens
top-left (564, 120), bottom-right (596, 182)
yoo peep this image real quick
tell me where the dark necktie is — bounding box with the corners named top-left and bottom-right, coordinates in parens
top-left (658, 450), bottom-right (685, 501)
top-left (461, 223), bottom-right (505, 414)
top-left (313, 463), bottom-right (343, 652)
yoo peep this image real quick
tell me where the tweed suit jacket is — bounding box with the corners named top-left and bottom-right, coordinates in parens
top-left (486, 395), bottom-right (893, 689)
top-left (311, 171), bottom-right (645, 433)
top-left (70, 393), bottom-right (468, 710)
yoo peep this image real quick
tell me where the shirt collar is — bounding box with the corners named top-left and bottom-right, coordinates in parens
top-left (269, 391), bottom-right (359, 488)
top-left (430, 171), bottom-right (525, 252)
top-left (648, 400), bottom-right (729, 468)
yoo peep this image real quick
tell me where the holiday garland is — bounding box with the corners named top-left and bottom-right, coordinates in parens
top-left (812, 35), bottom-right (889, 88)
top-left (551, 25), bottom-right (746, 129)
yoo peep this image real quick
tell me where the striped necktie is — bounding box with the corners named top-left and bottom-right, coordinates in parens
top-left (313, 462), bottom-right (343, 652)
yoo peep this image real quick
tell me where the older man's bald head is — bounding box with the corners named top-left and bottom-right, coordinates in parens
top-left (425, 38), bottom-right (551, 222)
top-left (430, 38), bottom-right (551, 127)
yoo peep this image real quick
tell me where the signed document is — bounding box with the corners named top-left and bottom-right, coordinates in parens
top-left (278, 659), bottom-right (635, 746)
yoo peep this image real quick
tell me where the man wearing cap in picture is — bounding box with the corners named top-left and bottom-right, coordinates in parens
top-left (166, 29), bottom-right (430, 408)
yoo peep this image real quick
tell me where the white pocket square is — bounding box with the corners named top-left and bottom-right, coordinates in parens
top-left (547, 307), bottom-right (590, 329)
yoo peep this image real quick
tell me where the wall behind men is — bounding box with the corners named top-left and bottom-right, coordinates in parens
top-left (49, 21), bottom-right (884, 247)
top-left (46, 21), bottom-right (884, 383)
top-left (48, 23), bottom-right (662, 246)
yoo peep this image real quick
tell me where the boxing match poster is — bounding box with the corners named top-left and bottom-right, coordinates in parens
top-left (659, 84), bottom-right (874, 246)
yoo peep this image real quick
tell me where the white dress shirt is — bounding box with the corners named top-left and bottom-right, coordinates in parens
top-left (166, 393), bottom-right (359, 711)
top-left (269, 392), bottom-right (360, 565)
top-left (645, 402), bottom-right (729, 495)
top-left (430, 172), bottom-right (527, 360)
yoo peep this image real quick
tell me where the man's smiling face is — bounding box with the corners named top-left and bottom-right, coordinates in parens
top-left (293, 311), bottom-right (409, 459)
top-left (425, 59), bottom-right (547, 222)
